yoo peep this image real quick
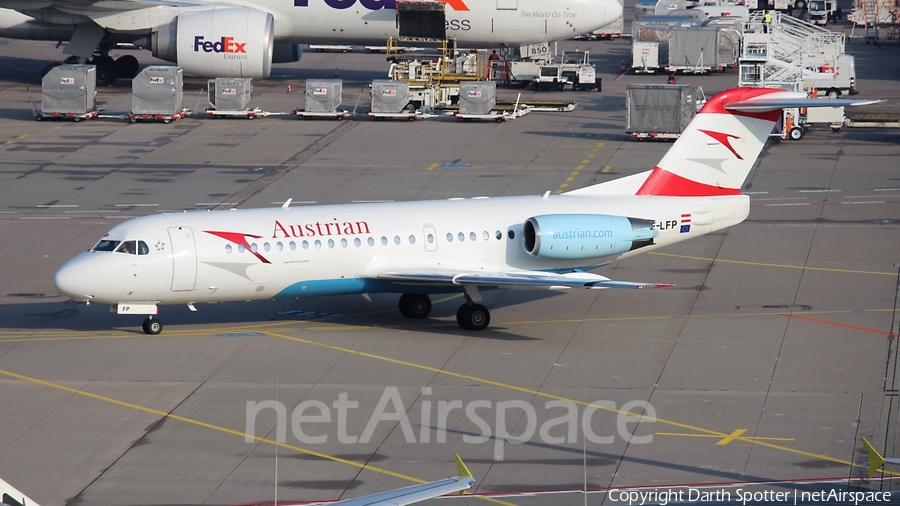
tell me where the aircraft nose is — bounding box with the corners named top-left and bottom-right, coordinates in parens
top-left (54, 254), bottom-right (95, 301)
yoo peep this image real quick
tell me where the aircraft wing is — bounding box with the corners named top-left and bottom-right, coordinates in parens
top-left (375, 268), bottom-right (674, 290)
top-left (329, 455), bottom-right (475, 506)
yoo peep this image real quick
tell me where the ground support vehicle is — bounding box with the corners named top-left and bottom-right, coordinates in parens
top-left (308, 45), bottom-right (353, 52)
top-left (532, 65), bottom-right (570, 91)
top-left (808, 0), bottom-right (837, 25)
top-left (128, 110), bottom-right (191, 123)
top-left (205, 108), bottom-right (288, 119)
top-left (294, 109), bottom-right (349, 120)
top-left (558, 51), bottom-right (602, 91)
top-left (843, 112), bottom-right (900, 128)
top-left (504, 61), bottom-right (543, 87)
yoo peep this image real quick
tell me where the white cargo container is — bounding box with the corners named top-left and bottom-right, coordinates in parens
top-left (633, 41), bottom-right (661, 73)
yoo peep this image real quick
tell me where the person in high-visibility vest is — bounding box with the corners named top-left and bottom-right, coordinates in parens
top-left (763, 10), bottom-right (773, 32)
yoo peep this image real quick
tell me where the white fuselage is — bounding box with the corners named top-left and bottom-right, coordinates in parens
top-left (0, 0), bottom-right (622, 47)
top-left (54, 193), bottom-right (748, 306)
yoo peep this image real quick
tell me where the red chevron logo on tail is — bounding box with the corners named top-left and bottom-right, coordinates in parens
top-left (698, 129), bottom-right (743, 160)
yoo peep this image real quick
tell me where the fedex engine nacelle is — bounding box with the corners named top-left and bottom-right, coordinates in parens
top-left (523, 214), bottom-right (658, 260)
top-left (152, 8), bottom-right (274, 79)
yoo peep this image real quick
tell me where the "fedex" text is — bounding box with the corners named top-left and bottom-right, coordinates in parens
top-left (193, 36), bottom-right (247, 54)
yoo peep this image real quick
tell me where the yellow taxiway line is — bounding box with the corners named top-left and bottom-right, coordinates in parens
top-left (263, 330), bottom-right (866, 470)
top-left (0, 367), bottom-right (517, 506)
top-left (648, 251), bottom-right (898, 276)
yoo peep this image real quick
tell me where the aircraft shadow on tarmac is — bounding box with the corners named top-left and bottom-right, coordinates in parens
top-left (0, 289), bottom-right (567, 340)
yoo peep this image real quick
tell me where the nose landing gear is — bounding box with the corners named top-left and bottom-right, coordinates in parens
top-left (142, 317), bottom-right (163, 335)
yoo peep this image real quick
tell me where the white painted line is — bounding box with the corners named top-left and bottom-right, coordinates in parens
top-left (874, 188), bottom-right (900, 191)
top-left (64, 210), bottom-right (121, 213)
top-left (351, 200), bottom-right (395, 203)
top-left (36, 204), bottom-right (78, 208)
top-left (764, 203), bottom-right (811, 207)
top-left (270, 201), bottom-right (318, 205)
top-left (841, 201), bottom-right (884, 205)
top-left (114, 203), bottom-right (159, 207)
top-left (743, 191), bottom-right (769, 194)
top-left (195, 202), bottom-right (238, 206)
top-left (21, 216), bottom-right (72, 220)
top-left (846, 195), bottom-right (900, 198)
top-left (798, 189), bottom-right (840, 193)
top-left (752, 197), bottom-right (808, 201)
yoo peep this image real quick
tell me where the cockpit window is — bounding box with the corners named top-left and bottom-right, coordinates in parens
top-left (92, 239), bottom-right (120, 252)
top-left (138, 241), bottom-right (149, 255)
top-left (115, 241), bottom-right (137, 255)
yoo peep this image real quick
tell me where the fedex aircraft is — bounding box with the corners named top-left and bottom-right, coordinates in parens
top-left (0, 0), bottom-right (621, 85)
top-left (53, 88), bottom-right (877, 335)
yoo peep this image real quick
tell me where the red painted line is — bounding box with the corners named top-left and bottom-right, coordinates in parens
top-left (779, 313), bottom-right (899, 337)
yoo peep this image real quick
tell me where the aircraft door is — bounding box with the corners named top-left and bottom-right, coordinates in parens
top-left (497, 0), bottom-right (518, 9)
top-left (423, 225), bottom-right (437, 252)
top-left (168, 226), bottom-right (197, 291)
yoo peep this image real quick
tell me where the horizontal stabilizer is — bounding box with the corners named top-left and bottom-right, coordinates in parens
top-left (725, 95), bottom-right (884, 112)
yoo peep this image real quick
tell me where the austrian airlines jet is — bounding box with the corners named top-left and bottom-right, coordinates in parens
top-left (53, 88), bottom-right (877, 335)
top-left (0, 0), bottom-right (620, 85)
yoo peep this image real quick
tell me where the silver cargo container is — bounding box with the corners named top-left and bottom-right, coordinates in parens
top-left (132, 66), bottom-right (183, 115)
top-left (42, 65), bottom-right (96, 115)
top-left (668, 27), bottom-right (719, 72)
top-left (626, 84), bottom-right (705, 139)
top-left (305, 79), bottom-right (342, 113)
top-left (371, 80), bottom-right (411, 113)
top-left (458, 81), bottom-right (497, 115)
top-left (209, 78), bottom-right (253, 111)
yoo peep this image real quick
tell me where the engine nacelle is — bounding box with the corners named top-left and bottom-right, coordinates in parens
top-left (523, 214), bottom-right (658, 260)
top-left (152, 8), bottom-right (274, 79)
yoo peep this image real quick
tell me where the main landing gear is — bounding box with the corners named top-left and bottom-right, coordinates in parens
top-left (41, 46), bottom-right (141, 87)
top-left (142, 316), bottom-right (163, 335)
top-left (397, 292), bottom-right (492, 331)
top-left (456, 302), bottom-right (490, 331)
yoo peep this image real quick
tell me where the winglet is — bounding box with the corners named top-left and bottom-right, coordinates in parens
top-left (455, 454), bottom-right (472, 479)
top-left (862, 437), bottom-right (886, 478)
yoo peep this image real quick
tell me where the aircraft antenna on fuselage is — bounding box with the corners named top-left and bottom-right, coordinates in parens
top-left (282, 198), bottom-right (293, 209)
